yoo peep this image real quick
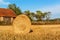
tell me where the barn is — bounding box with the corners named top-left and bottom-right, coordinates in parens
top-left (0, 8), bottom-right (16, 24)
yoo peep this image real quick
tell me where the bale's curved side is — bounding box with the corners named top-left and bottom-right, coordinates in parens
top-left (13, 14), bottom-right (31, 34)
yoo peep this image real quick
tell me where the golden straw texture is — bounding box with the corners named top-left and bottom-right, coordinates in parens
top-left (13, 14), bottom-right (31, 34)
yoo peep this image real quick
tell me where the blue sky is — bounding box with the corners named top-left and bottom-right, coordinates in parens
top-left (0, 0), bottom-right (60, 19)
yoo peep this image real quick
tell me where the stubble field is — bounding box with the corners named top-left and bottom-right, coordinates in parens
top-left (0, 25), bottom-right (60, 40)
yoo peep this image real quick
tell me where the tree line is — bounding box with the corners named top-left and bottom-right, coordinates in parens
top-left (8, 4), bottom-right (51, 21)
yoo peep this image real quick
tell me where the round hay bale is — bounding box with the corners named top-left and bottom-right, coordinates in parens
top-left (13, 14), bottom-right (31, 34)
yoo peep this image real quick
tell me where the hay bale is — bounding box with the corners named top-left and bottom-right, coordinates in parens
top-left (13, 14), bottom-right (31, 34)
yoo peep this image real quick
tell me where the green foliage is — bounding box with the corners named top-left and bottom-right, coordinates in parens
top-left (8, 4), bottom-right (22, 15)
top-left (24, 10), bottom-right (35, 21)
top-left (24, 10), bottom-right (51, 21)
top-left (35, 10), bottom-right (43, 21)
top-left (44, 12), bottom-right (51, 20)
top-left (8, 4), bottom-right (51, 21)
top-left (35, 11), bottom-right (51, 21)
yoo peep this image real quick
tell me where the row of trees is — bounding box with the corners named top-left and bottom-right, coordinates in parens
top-left (8, 4), bottom-right (51, 21)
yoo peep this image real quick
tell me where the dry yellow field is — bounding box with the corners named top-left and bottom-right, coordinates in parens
top-left (0, 24), bottom-right (60, 32)
top-left (0, 25), bottom-right (60, 40)
top-left (31, 25), bottom-right (60, 32)
top-left (0, 26), bottom-right (13, 31)
top-left (31, 25), bottom-right (60, 34)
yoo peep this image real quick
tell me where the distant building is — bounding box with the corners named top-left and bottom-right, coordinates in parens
top-left (0, 8), bottom-right (16, 24)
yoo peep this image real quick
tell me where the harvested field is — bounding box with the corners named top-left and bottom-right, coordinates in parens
top-left (0, 15), bottom-right (60, 40)
top-left (0, 25), bottom-right (60, 40)
top-left (31, 25), bottom-right (60, 33)
top-left (0, 26), bottom-right (13, 31)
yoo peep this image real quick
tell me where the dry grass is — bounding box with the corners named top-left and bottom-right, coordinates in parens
top-left (0, 14), bottom-right (60, 40)
top-left (13, 14), bottom-right (31, 34)
top-left (0, 25), bottom-right (60, 40)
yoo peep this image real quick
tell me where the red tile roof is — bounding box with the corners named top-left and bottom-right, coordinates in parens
top-left (0, 8), bottom-right (16, 17)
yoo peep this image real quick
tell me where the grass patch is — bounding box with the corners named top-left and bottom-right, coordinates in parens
top-left (0, 30), bottom-right (60, 40)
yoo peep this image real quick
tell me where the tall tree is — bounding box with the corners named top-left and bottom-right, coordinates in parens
top-left (35, 11), bottom-right (43, 21)
top-left (24, 10), bottom-right (35, 21)
top-left (43, 12), bottom-right (51, 20)
top-left (24, 10), bottom-right (31, 20)
top-left (24, 10), bottom-right (30, 16)
top-left (35, 11), bottom-right (51, 21)
top-left (8, 4), bottom-right (22, 15)
top-left (29, 12), bottom-right (35, 21)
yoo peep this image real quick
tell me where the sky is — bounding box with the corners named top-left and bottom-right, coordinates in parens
top-left (0, 0), bottom-right (60, 19)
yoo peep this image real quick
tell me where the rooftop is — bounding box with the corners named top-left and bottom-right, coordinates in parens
top-left (0, 8), bottom-right (16, 17)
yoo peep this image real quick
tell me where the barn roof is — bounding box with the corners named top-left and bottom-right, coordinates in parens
top-left (0, 8), bottom-right (16, 17)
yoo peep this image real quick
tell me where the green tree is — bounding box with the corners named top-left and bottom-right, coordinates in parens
top-left (24, 10), bottom-right (35, 21)
top-left (43, 12), bottom-right (51, 20)
top-left (24, 10), bottom-right (30, 16)
top-left (29, 12), bottom-right (35, 21)
top-left (8, 4), bottom-right (22, 15)
top-left (35, 11), bottom-right (51, 21)
top-left (35, 11), bottom-right (43, 21)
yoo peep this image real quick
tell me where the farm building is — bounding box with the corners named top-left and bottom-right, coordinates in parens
top-left (0, 8), bottom-right (16, 24)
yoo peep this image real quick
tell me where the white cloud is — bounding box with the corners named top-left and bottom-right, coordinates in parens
top-left (0, 0), bottom-right (10, 5)
top-left (41, 4), bottom-right (60, 14)
top-left (40, 4), bottom-right (60, 18)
